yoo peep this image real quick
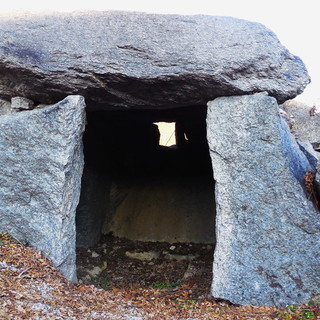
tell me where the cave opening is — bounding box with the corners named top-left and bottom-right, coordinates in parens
top-left (75, 105), bottom-right (216, 292)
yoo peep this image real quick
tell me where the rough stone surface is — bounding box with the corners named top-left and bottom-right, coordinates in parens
top-left (0, 95), bottom-right (86, 281)
top-left (0, 11), bottom-right (309, 110)
top-left (297, 140), bottom-right (319, 170)
top-left (281, 99), bottom-right (320, 150)
top-left (0, 98), bottom-right (12, 115)
top-left (76, 166), bottom-right (111, 248)
top-left (104, 174), bottom-right (216, 244)
top-left (207, 93), bottom-right (320, 306)
top-left (11, 96), bottom-right (34, 110)
top-left (313, 151), bottom-right (320, 198)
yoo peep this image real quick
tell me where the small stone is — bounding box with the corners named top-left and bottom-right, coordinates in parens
top-left (11, 97), bottom-right (34, 110)
top-left (164, 254), bottom-right (196, 261)
top-left (86, 261), bottom-right (107, 277)
top-left (183, 264), bottom-right (198, 279)
top-left (169, 245), bottom-right (176, 251)
top-left (91, 251), bottom-right (99, 258)
top-left (125, 251), bottom-right (159, 261)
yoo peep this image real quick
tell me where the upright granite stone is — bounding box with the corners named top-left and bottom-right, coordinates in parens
top-left (0, 11), bottom-right (310, 110)
top-left (76, 166), bottom-right (111, 248)
top-left (207, 93), bottom-right (320, 306)
top-left (0, 95), bottom-right (86, 281)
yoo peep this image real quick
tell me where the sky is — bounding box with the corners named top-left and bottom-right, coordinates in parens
top-left (1, 0), bottom-right (319, 106)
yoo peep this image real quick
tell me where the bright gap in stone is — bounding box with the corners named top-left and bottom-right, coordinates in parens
top-left (154, 122), bottom-right (176, 147)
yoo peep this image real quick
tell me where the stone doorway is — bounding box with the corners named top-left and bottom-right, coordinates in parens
top-left (75, 105), bottom-right (216, 294)
top-left (76, 105), bottom-right (216, 248)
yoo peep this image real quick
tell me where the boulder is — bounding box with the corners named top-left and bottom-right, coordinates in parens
top-left (0, 11), bottom-right (309, 110)
top-left (281, 99), bottom-right (320, 150)
top-left (207, 93), bottom-right (320, 306)
top-left (0, 95), bottom-right (86, 281)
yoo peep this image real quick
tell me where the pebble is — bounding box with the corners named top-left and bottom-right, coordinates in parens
top-left (91, 251), bottom-right (99, 258)
top-left (85, 261), bottom-right (107, 277)
top-left (125, 251), bottom-right (159, 261)
top-left (165, 253), bottom-right (197, 261)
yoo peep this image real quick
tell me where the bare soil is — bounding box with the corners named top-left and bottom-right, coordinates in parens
top-left (1, 233), bottom-right (319, 319)
top-left (76, 234), bottom-right (214, 300)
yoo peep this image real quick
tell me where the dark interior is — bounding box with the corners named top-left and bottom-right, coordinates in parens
top-left (76, 105), bottom-right (216, 247)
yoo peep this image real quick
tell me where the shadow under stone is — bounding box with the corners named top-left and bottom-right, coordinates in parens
top-left (76, 105), bottom-right (216, 247)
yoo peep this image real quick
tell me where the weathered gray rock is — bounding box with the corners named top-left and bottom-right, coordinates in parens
top-left (11, 96), bottom-right (34, 110)
top-left (103, 174), bottom-right (216, 244)
top-left (281, 99), bottom-right (320, 150)
top-left (316, 169), bottom-right (320, 199)
top-left (0, 98), bottom-right (12, 115)
top-left (0, 11), bottom-right (309, 110)
top-left (0, 95), bottom-right (86, 281)
top-left (76, 166), bottom-right (111, 248)
top-left (207, 93), bottom-right (320, 306)
top-left (297, 140), bottom-right (319, 170)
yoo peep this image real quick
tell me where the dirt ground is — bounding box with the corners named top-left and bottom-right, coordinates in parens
top-left (76, 234), bottom-right (214, 299)
top-left (1, 233), bottom-right (319, 319)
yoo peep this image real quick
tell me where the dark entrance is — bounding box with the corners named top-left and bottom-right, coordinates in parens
top-left (76, 105), bottom-right (216, 247)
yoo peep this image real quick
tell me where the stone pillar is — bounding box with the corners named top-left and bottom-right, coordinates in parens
top-left (0, 95), bottom-right (86, 281)
top-left (76, 166), bottom-right (111, 248)
top-left (206, 93), bottom-right (320, 306)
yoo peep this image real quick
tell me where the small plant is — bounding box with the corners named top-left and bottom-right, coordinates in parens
top-left (173, 299), bottom-right (199, 310)
top-left (301, 309), bottom-right (315, 319)
top-left (16, 239), bottom-right (29, 246)
top-left (115, 251), bottom-right (125, 258)
top-left (151, 281), bottom-right (180, 289)
top-left (287, 305), bottom-right (298, 311)
top-left (98, 278), bottom-right (109, 289)
top-left (277, 302), bottom-right (320, 320)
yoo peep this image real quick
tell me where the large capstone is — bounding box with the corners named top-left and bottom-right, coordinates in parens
top-left (0, 11), bottom-right (310, 110)
top-left (0, 95), bottom-right (86, 281)
top-left (207, 93), bottom-right (320, 306)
